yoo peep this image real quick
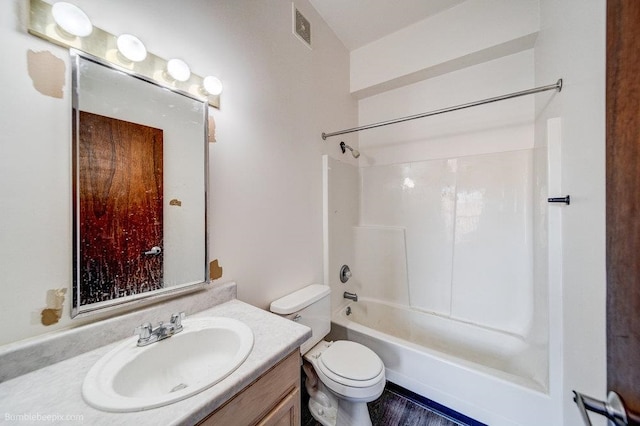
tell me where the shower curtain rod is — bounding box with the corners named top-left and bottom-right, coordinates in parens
top-left (321, 78), bottom-right (563, 140)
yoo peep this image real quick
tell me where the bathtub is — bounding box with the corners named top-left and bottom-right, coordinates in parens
top-left (328, 298), bottom-right (557, 426)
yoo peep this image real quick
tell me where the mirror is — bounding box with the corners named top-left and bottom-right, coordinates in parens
top-left (71, 51), bottom-right (208, 317)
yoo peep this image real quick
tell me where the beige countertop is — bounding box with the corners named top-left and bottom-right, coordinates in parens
top-left (0, 299), bottom-right (310, 425)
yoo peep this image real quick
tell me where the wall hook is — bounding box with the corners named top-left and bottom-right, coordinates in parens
top-left (548, 195), bottom-right (570, 205)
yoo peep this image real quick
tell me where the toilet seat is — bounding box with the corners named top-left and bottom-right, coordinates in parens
top-left (318, 341), bottom-right (384, 386)
top-left (306, 341), bottom-right (385, 401)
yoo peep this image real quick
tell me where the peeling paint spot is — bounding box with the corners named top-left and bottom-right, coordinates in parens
top-left (208, 108), bottom-right (216, 143)
top-left (40, 288), bottom-right (67, 326)
top-left (27, 50), bottom-right (65, 98)
top-left (41, 308), bottom-right (62, 326)
top-left (209, 259), bottom-right (223, 280)
top-left (169, 199), bottom-right (182, 206)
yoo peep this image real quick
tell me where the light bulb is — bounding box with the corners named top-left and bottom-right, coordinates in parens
top-left (203, 76), bottom-right (223, 96)
top-left (167, 59), bottom-right (191, 82)
top-left (116, 34), bottom-right (147, 62)
top-left (51, 2), bottom-right (93, 37)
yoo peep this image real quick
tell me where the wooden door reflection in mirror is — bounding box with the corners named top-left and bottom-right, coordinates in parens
top-left (79, 112), bottom-right (164, 304)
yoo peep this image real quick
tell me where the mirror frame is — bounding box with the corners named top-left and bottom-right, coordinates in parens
top-left (70, 50), bottom-right (210, 318)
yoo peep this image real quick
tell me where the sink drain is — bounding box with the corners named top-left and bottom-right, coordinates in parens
top-left (170, 383), bottom-right (188, 393)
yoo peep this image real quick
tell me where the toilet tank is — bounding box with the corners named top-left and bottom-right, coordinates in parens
top-left (270, 284), bottom-right (331, 354)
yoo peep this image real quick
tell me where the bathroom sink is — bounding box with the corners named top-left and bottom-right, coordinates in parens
top-left (82, 316), bottom-right (254, 412)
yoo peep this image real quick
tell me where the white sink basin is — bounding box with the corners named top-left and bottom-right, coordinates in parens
top-left (82, 316), bottom-right (254, 412)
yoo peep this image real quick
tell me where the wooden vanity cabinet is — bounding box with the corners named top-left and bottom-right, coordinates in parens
top-left (198, 350), bottom-right (301, 426)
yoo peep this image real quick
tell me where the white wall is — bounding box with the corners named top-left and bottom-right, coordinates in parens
top-left (535, 1), bottom-right (607, 425)
top-left (350, 0), bottom-right (539, 97)
top-left (0, 0), bottom-right (356, 345)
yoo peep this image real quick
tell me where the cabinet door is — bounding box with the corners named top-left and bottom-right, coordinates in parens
top-left (198, 351), bottom-right (300, 426)
top-left (257, 388), bottom-right (300, 426)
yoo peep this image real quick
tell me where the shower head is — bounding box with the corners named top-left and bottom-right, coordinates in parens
top-left (340, 141), bottom-right (360, 159)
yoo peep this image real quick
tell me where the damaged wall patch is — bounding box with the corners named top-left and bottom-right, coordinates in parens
top-left (27, 50), bottom-right (65, 98)
top-left (209, 259), bottom-right (223, 280)
top-left (41, 288), bottom-right (67, 326)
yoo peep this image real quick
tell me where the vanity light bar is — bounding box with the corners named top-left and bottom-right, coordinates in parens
top-left (28, 0), bottom-right (222, 108)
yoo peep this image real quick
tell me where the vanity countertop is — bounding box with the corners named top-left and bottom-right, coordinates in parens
top-left (0, 299), bottom-right (310, 425)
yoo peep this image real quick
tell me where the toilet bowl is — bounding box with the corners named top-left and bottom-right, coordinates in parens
top-left (270, 284), bottom-right (385, 426)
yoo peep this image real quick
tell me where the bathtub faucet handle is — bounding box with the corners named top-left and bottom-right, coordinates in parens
top-left (340, 265), bottom-right (352, 283)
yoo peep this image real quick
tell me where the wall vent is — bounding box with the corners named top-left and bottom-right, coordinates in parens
top-left (293, 5), bottom-right (311, 48)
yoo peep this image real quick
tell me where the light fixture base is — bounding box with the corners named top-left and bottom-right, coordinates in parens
top-left (27, 0), bottom-right (221, 109)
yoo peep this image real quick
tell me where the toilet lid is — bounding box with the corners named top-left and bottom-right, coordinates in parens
top-left (319, 341), bottom-right (383, 381)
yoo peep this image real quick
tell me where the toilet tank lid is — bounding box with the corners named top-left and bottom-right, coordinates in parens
top-left (270, 284), bottom-right (330, 315)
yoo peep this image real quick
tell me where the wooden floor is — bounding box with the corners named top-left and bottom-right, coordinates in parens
top-left (302, 382), bottom-right (480, 426)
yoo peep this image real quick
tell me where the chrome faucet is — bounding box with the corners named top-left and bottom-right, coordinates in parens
top-left (343, 291), bottom-right (358, 302)
top-left (134, 312), bottom-right (185, 347)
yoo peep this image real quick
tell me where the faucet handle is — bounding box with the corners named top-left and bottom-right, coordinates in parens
top-left (170, 312), bottom-right (186, 329)
top-left (134, 322), bottom-right (153, 340)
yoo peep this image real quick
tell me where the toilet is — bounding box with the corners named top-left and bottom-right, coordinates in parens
top-left (270, 284), bottom-right (385, 426)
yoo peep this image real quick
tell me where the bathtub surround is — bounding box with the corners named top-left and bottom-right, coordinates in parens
top-left (323, 156), bottom-right (360, 311)
top-left (323, 92), bottom-right (553, 424)
top-left (326, 148), bottom-right (544, 372)
top-left (358, 150), bottom-right (535, 338)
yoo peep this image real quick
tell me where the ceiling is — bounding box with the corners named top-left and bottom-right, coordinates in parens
top-left (308, 0), bottom-right (467, 51)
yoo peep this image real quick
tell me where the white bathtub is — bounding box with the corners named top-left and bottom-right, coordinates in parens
top-left (328, 298), bottom-right (557, 426)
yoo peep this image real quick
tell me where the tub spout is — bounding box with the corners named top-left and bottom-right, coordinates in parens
top-left (343, 291), bottom-right (358, 302)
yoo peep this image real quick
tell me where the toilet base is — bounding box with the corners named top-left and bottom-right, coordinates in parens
top-left (336, 398), bottom-right (373, 426)
top-left (308, 394), bottom-right (373, 426)
top-left (305, 368), bottom-right (375, 426)
top-left (308, 396), bottom-right (337, 426)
